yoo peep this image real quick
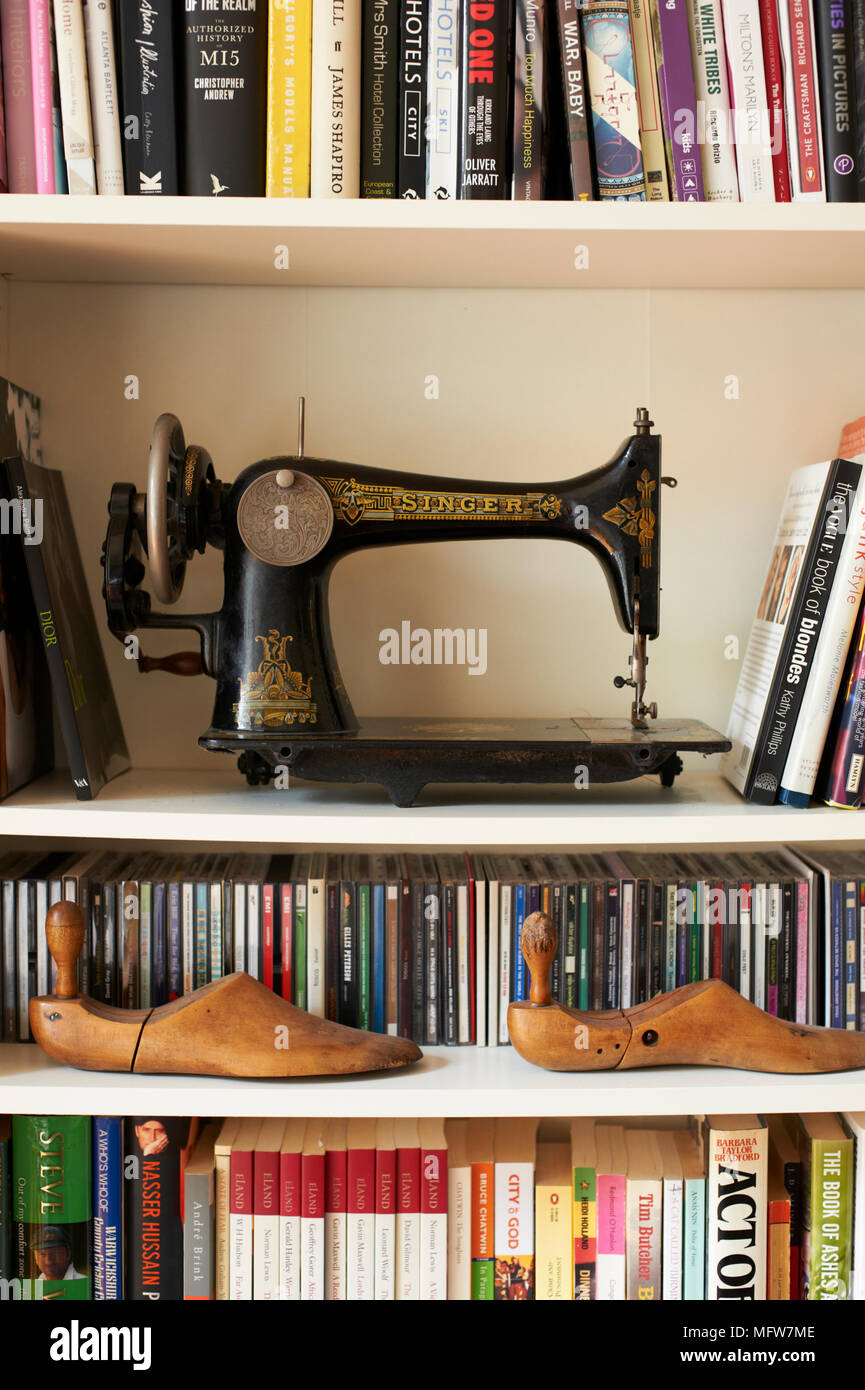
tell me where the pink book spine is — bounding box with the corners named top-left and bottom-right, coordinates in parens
top-left (795, 881), bottom-right (808, 1025)
top-left (1, 0), bottom-right (36, 191)
top-left (29, 0), bottom-right (54, 191)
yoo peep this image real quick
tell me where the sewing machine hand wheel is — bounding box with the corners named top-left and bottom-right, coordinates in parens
top-left (146, 413), bottom-right (213, 604)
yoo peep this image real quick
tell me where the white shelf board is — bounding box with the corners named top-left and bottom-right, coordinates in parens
top-left (2, 1044), bottom-right (862, 1117)
top-left (1, 197), bottom-right (865, 288)
top-left (2, 767), bottom-right (865, 848)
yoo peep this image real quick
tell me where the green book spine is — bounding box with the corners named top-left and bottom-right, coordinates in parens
top-left (0, 1126), bottom-right (11, 1280)
top-left (682, 1176), bottom-right (705, 1300)
top-left (13, 1115), bottom-right (91, 1300)
top-left (294, 884), bottom-right (307, 1011)
top-left (194, 884), bottom-right (208, 989)
top-left (357, 883), bottom-right (371, 1031)
top-left (807, 1138), bottom-right (853, 1300)
top-left (573, 1165), bottom-right (597, 1299)
top-left (578, 884), bottom-right (589, 1010)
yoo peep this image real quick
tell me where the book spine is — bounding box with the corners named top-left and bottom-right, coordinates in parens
top-left (399, 0), bottom-right (429, 194)
top-left (457, 881), bottom-right (470, 1043)
top-left (361, 0), bottom-right (398, 195)
top-left (421, 1141), bottom-right (448, 1299)
top-left (706, 1123), bottom-right (767, 1300)
top-left (49, 9), bottom-right (66, 190)
top-left (498, 882), bottom-right (511, 1041)
top-left (347, 1143), bottom-right (375, 1300)
top-left (0, 1130), bottom-right (10, 1280)
top-left (447, 1159), bottom-right (471, 1299)
top-left (14, 1115), bottom-right (91, 1298)
top-left (748, 459), bottom-right (861, 801)
top-left (739, 883), bottom-right (753, 1002)
top-left (397, 873), bottom-right (412, 1037)
top-left (845, 879), bottom-right (858, 1027)
top-left (759, 0), bottom-right (792, 199)
top-left (512, 0), bottom-right (545, 198)
top-left (325, 1145), bottom-right (347, 1300)
top-left (280, 883), bottom-right (293, 1001)
top-left (720, 0), bottom-right (774, 199)
top-left (301, 1152), bottom-right (325, 1301)
top-left (814, 0), bottom-right (858, 198)
top-left (854, 0), bottom-right (865, 196)
top-left (375, 1143), bottom-right (396, 1299)
top-left (582, 0), bottom-right (646, 198)
top-left (557, 0), bottom-right (593, 195)
top-left (183, 1165), bottom-right (212, 1300)
top-left (822, 599), bottom-right (865, 806)
top-left (494, 1157), bottom-right (533, 1300)
top-left (30, 0), bottom-right (55, 192)
top-left (2, 0), bottom-right (36, 191)
top-left (619, 880), bottom-right (635, 1007)
top-left (470, 1158), bottom-right (494, 1298)
top-left (181, 882), bottom-right (194, 994)
top-left (443, 882), bottom-right (457, 1042)
top-left (82, 0), bottom-right (123, 193)
top-left (93, 1116), bottom-right (122, 1300)
top-left (167, 883), bottom-right (181, 1000)
top-left (459, 0), bottom-right (512, 197)
top-left (311, 0), bottom-right (362, 196)
top-left (357, 881), bottom-right (371, 1030)
top-left (180, 0), bottom-right (267, 195)
top-left (306, 874), bottom-right (323, 1018)
top-left (229, 1145), bottom-right (254, 1300)
top-left (152, 881), bottom-right (166, 1004)
top-left (625, 1176), bottom-right (659, 1298)
top-left (628, 0), bottom-right (668, 196)
top-left (604, 881), bottom-right (620, 1008)
top-left (513, 882), bottom-right (527, 1000)
top-left (596, 1172), bottom-right (625, 1299)
top-left (386, 881), bottom-right (399, 1033)
top-left (117, 0), bottom-right (179, 193)
top-left (193, 883), bottom-right (207, 991)
top-left (214, 1141), bottom-right (231, 1301)
top-left (372, 881), bottom-right (385, 1031)
top-left (266, 0), bottom-right (313, 196)
top-left (262, 883), bottom-right (275, 992)
top-left (779, 0), bottom-right (826, 196)
top-left (279, 1147), bottom-right (301, 1301)
top-left (339, 881), bottom-right (356, 1027)
top-left (126, 1116), bottom-right (189, 1300)
top-left (807, 1137), bottom-right (853, 1298)
top-left (253, 1149), bottom-right (279, 1300)
top-left (682, 1175), bottom-right (706, 1299)
top-left (574, 1164), bottom-right (597, 1298)
top-left (397, 1144), bottom-right (421, 1298)
top-left (326, 879), bottom-right (339, 1021)
top-left (652, 0), bottom-right (704, 199)
top-left (688, 0), bottom-right (739, 200)
top-left (662, 1175), bottom-right (684, 1299)
top-left (53, 0), bottom-right (96, 193)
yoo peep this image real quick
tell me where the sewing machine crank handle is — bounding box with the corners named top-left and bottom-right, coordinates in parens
top-left (508, 913), bottom-right (865, 1074)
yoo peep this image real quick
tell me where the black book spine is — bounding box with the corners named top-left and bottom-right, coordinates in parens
top-left (91, 882), bottom-right (105, 1004)
top-left (650, 882), bottom-right (664, 998)
top-left (424, 879), bottom-right (440, 1043)
top-left (397, 873), bottom-right (412, 1038)
top-left (459, 0), bottom-right (513, 197)
top-left (635, 878), bottom-right (649, 1003)
top-left (410, 877), bottom-right (425, 1041)
top-left (4, 455), bottom-right (92, 798)
top-left (125, 1117), bottom-right (190, 1301)
top-left (116, 0), bottom-right (179, 194)
top-left (550, 882), bottom-right (563, 1001)
top-left (555, 0), bottom-right (592, 198)
top-left (591, 879), bottom-right (604, 1009)
top-left (339, 880), bottom-right (356, 1027)
top-left (325, 879), bottom-right (339, 1021)
top-left (512, 0), bottom-right (546, 198)
top-left (779, 880), bottom-right (794, 1020)
top-left (179, 0), bottom-right (267, 195)
top-left (723, 883), bottom-right (738, 988)
top-left (852, 0), bottom-right (865, 198)
top-left (398, 0), bottom-right (429, 195)
top-left (362, 0), bottom-right (399, 194)
top-left (564, 883), bottom-right (577, 1006)
top-left (603, 881), bottom-right (619, 1010)
top-left (442, 881), bottom-right (457, 1043)
top-left (104, 881), bottom-right (118, 1007)
top-left (814, 0), bottom-right (859, 201)
top-left (747, 458), bottom-right (862, 803)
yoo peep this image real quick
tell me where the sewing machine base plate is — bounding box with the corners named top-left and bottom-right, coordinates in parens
top-left (200, 717), bottom-right (731, 808)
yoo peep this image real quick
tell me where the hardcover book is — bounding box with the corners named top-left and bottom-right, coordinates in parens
top-left (360, 0), bottom-right (398, 196)
top-left (116, 0), bottom-right (178, 194)
top-left (399, 0), bottom-right (429, 195)
top-left (180, 0), bottom-right (267, 196)
top-left (311, 0), bottom-right (362, 196)
top-left (628, 0), bottom-right (668, 197)
top-left (267, 0), bottom-right (313, 196)
top-left (13, 1114), bottom-right (91, 1300)
top-left (720, 0), bottom-right (774, 200)
top-left (649, 0), bottom-right (704, 199)
top-left (581, 0), bottom-right (646, 198)
top-left (813, 0), bottom-right (858, 199)
top-left (758, 0), bottom-right (792, 200)
top-left (778, 0), bottom-right (826, 197)
top-left (125, 1116), bottom-right (197, 1302)
top-left (557, 0), bottom-right (594, 196)
top-left (1, 0), bottom-right (36, 191)
top-left (705, 1114), bottom-right (768, 1301)
top-left (52, 0), bottom-right (96, 193)
top-left (459, 0), bottom-right (513, 197)
top-left (688, 0), bottom-right (739, 200)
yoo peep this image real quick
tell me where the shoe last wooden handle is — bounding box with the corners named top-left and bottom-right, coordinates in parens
top-left (521, 911), bottom-right (557, 1005)
top-left (45, 901), bottom-right (85, 999)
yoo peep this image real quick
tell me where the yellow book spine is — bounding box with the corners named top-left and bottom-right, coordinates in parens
top-left (536, 1181), bottom-right (573, 1300)
top-left (267, 0), bottom-right (313, 197)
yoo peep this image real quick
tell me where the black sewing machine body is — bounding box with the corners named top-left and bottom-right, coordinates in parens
top-left (102, 407), bottom-right (729, 805)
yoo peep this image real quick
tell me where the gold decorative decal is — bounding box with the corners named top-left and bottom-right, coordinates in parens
top-left (234, 629), bottom-right (317, 729)
top-left (603, 469), bottom-right (656, 567)
top-left (321, 477), bottom-right (562, 525)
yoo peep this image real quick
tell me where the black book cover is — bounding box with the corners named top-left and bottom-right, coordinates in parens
top-left (555, 0), bottom-right (593, 198)
top-left (4, 455), bottom-right (129, 801)
top-left (723, 880), bottom-right (738, 988)
top-left (779, 878), bottom-right (794, 1021)
top-left (603, 880), bottom-right (619, 1010)
top-left (362, 0), bottom-right (399, 195)
top-left (852, 0), bottom-right (865, 198)
top-left (459, 0), bottom-right (513, 196)
top-left (512, 0), bottom-right (547, 198)
top-left (338, 878), bottom-right (357, 1027)
top-left (325, 875), bottom-right (339, 1021)
top-left (409, 862), bottom-right (425, 1041)
top-left (0, 380), bottom-right (53, 801)
top-left (116, 0), bottom-right (179, 194)
top-left (441, 878), bottom-right (456, 1044)
top-left (125, 1117), bottom-right (197, 1301)
top-left (550, 881), bottom-right (563, 1001)
top-left (649, 880), bottom-right (664, 999)
top-left (814, 0), bottom-right (859, 201)
top-left (590, 878), bottom-right (603, 1009)
top-left (424, 874), bottom-right (441, 1044)
top-left (179, 0), bottom-right (267, 196)
top-left (564, 881), bottom-right (577, 1006)
top-left (399, 0), bottom-right (429, 195)
top-left (634, 877), bottom-right (650, 1004)
top-left (397, 864), bottom-right (412, 1039)
top-left (747, 457), bottom-right (862, 803)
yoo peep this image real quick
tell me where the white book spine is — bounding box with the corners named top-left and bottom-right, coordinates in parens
top-left (325, 1210), bottom-right (346, 1300)
top-left (662, 1176), bottom-right (684, 1299)
top-left (705, 1123), bottom-right (767, 1300)
top-left (182, 883), bottom-right (194, 993)
top-left (474, 878), bottom-right (486, 1047)
top-left (375, 1210), bottom-right (395, 1299)
top-left (35, 881), bottom-right (48, 996)
top-left (396, 1212), bottom-right (420, 1299)
top-left (688, 0), bottom-right (739, 200)
top-left (233, 883), bottom-right (246, 973)
top-left (348, 1211), bottom-right (374, 1300)
top-left (447, 1164), bottom-right (471, 1299)
top-left (739, 885), bottom-right (752, 1001)
top-left (781, 476), bottom-right (865, 798)
top-left (247, 884), bottom-right (260, 979)
top-left (52, 0), bottom-right (96, 193)
top-left (778, 0), bottom-right (825, 199)
top-left (254, 1212), bottom-right (279, 1300)
top-left (753, 882), bottom-right (766, 1008)
top-left (620, 882), bottom-right (634, 1009)
top-left (16, 885), bottom-right (28, 1039)
top-left (720, 0), bottom-right (774, 200)
top-left (457, 882), bottom-right (470, 1043)
top-left (301, 1215), bottom-right (324, 1300)
top-left (499, 885), bottom-right (511, 1043)
top-left (426, 0), bottom-right (460, 198)
top-left (310, 0), bottom-right (361, 197)
top-left (625, 1177), bottom-right (662, 1299)
top-left (421, 1209), bottom-right (447, 1300)
top-left (82, 0), bottom-right (123, 194)
top-left (229, 1211), bottom-right (253, 1300)
top-left (596, 1252), bottom-right (627, 1300)
top-left (279, 1214), bottom-right (301, 1300)
top-left (308, 876), bottom-right (325, 1016)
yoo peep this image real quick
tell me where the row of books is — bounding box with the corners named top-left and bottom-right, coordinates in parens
top-left (724, 410), bottom-right (865, 808)
top-left (3, 1110), bottom-right (863, 1300)
top-left (4, 845), bottom-right (865, 1044)
top-left (2, 1), bottom-right (864, 201)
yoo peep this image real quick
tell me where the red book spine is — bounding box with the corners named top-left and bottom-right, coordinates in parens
top-left (421, 1146), bottom-right (448, 1215)
top-left (255, 1147), bottom-right (279, 1218)
top-left (281, 883), bottom-right (293, 1001)
top-left (348, 1144), bottom-right (375, 1297)
top-left (303, 1153), bottom-right (325, 1218)
top-left (262, 883), bottom-right (274, 991)
top-left (398, 1144), bottom-right (421, 1212)
top-left (280, 1148), bottom-right (301, 1216)
top-left (231, 1150), bottom-right (254, 1216)
top-left (759, 0), bottom-right (791, 200)
top-left (789, 0), bottom-right (824, 193)
top-left (377, 1147), bottom-right (396, 1214)
top-left (230, 1144), bottom-right (254, 1299)
top-left (348, 1147), bottom-right (375, 1215)
top-left (326, 1148), bottom-right (347, 1216)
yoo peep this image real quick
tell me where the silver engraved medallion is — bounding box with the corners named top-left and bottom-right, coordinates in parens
top-left (237, 469), bottom-right (334, 567)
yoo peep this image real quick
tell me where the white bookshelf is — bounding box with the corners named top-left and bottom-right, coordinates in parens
top-left (2, 197), bottom-right (865, 1120)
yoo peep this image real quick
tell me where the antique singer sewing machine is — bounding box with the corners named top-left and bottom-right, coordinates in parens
top-left (101, 403), bottom-right (728, 806)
